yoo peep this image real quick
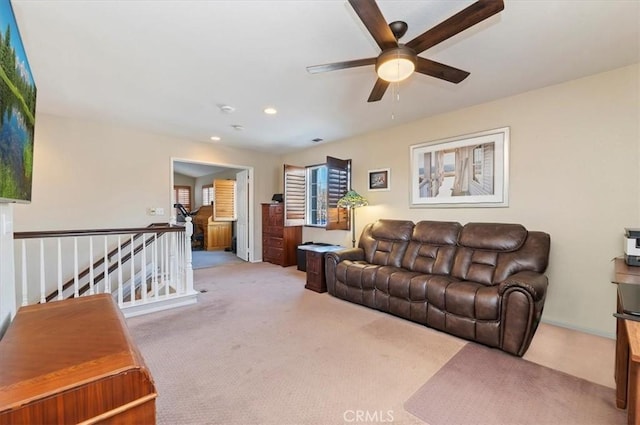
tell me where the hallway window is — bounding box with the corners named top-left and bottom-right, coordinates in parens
top-left (174, 185), bottom-right (192, 211)
top-left (202, 184), bottom-right (213, 206)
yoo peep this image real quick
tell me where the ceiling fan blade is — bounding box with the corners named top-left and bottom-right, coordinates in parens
top-left (415, 57), bottom-right (470, 83)
top-left (307, 58), bottom-right (377, 74)
top-left (367, 78), bottom-right (390, 102)
top-left (406, 0), bottom-right (504, 54)
top-left (348, 0), bottom-right (398, 51)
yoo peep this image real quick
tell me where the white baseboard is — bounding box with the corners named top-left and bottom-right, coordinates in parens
top-left (541, 317), bottom-right (615, 340)
top-left (120, 291), bottom-right (199, 318)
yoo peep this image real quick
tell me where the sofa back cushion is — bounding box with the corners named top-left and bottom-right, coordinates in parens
top-left (360, 219), bottom-right (414, 267)
top-left (402, 221), bottom-right (462, 275)
top-left (452, 223), bottom-right (550, 285)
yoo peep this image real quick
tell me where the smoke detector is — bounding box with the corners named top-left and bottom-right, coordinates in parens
top-left (218, 104), bottom-right (236, 114)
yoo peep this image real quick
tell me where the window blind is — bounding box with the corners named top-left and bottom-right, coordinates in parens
top-left (284, 164), bottom-right (306, 227)
top-left (325, 156), bottom-right (350, 231)
top-left (213, 179), bottom-right (237, 221)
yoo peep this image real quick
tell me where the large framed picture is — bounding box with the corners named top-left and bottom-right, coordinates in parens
top-left (368, 168), bottom-right (390, 191)
top-left (0, 0), bottom-right (37, 203)
top-left (410, 127), bottom-right (509, 208)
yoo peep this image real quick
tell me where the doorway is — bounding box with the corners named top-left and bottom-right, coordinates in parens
top-left (171, 159), bottom-right (253, 265)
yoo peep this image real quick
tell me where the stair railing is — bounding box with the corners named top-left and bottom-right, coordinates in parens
top-left (13, 218), bottom-right (195, 316)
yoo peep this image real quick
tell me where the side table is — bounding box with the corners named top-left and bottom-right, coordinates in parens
top-left (613, 257), bottom-right (640, 425)
top-left (298, 245), bottom-right (344, 293)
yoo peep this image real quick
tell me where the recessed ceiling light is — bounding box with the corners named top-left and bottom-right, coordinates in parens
top-left (264, 107), bottom-right (277, 115)
top-left (210, 136), bottom-right (221, 141)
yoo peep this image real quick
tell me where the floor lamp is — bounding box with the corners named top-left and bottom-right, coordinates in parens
top-left (337, 190), bottom-right (369, 248)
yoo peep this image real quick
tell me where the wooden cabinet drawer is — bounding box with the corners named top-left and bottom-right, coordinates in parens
top-left (264, 246), bottom-right (283, 262)
top-left (263, 236), bottom-right (284, 248)
top-left (264, 226), bottom-right (283, 236)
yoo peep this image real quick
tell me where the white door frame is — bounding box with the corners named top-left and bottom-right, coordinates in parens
top-left (170, 158), bottom-right (254, 262)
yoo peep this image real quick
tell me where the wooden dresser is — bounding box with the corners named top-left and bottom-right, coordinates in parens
top-left (0, 294), bottom-right (156, 424)
top-left (262, 203), bottom-right (302, 267)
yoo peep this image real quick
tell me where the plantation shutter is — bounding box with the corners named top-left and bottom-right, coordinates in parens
top-left (284, 164), bottom-right (305, 227)
top-left (326, 156), bottom-right (350, 231)
top-left (213, 179), bottom-right (237, 221)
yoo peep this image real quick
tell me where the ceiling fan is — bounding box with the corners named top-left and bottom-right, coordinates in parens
top-left (307, 0), bottom-right (504, 102)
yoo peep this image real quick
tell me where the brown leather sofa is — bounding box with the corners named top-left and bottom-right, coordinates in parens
top-left (325, 219), bottom-right (551, 356)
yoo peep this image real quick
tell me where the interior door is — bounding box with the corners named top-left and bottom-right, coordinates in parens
top-left (235, 170), bottom-right (249, 261)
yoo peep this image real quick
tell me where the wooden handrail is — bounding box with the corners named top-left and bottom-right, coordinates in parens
top-left (13, 223), bottom-right (180, 239)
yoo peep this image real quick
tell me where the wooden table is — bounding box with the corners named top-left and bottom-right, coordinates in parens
top-left (298, 244), bottom-right (344, 293)
top-left (614, 257), bottom-right (640, 424)
top-left (0, 294), bottom-right (156, 424)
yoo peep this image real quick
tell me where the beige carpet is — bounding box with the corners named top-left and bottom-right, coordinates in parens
top-left (404, 343), bottom-right (625, 425)
top-left (191, 250), bottom-right (245, 269)
top-left (127, 262), bottom-right (464, 424)
top-left (126, 262), bottom-right (619, 425)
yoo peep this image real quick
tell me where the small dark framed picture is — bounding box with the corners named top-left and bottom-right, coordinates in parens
top-left (368, 168), bottom-right (390, 191)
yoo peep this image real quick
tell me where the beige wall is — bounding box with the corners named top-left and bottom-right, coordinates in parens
top-left (282, 64), bottom-right (640, 337)
top-left (5, 65), bottom-right (638, 337)
top-left (0, 204), bottom-right (16, 335)
top-left (12, 113), bottom-right (281, 262)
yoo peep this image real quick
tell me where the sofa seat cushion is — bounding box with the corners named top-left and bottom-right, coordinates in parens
top-left (426, 279), bottom-right (499, 321)
top-left (335, 260), bottom-right (381, 290)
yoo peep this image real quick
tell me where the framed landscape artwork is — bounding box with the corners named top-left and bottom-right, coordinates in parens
top-left (368, 168), bottom-right (390, 191)
top-left (409, 127), bottom-right (509, 208)
top-left (0, 0), bottom-right (37, 203)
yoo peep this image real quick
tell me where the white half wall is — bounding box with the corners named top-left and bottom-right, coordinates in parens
top-left (0, 203), bottom-right (16, 336)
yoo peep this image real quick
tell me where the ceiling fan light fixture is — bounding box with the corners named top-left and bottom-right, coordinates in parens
top-left (376, 46), bottom-right (416, 83)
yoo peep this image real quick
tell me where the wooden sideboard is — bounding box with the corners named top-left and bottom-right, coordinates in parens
top-left (0, 294), bottom-right (156, 424)
top-left (262, 203), bottom-right (301, 267)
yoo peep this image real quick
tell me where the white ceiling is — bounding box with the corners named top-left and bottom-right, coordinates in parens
top-left (11, 0), bottom-right (640, 155)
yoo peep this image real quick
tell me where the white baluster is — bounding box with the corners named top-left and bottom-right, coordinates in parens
top-left (160, 235), bottom-right (165, 296)
top-left (169, 231), bottom-right (176, 295)
top-left (152, 233), bottom-right (158, 300)
top-left (104, 236), bottom-right (110, 294)
top-left (177, 231), bottom-right (183, 294)
top-left (89, 237), bottom-right (94, 295)
top-left (21, 240), bottom-right (27, 306)
top-left (57, 238), bottom-right (63, 300)
top-left (73, 237), bottom-right (79, 298)
top-left (141, 234), bottom-right (147, 303)
top-left (117, 236), bottom-right (123, 306)
top-left (39, 239), bottom-right (45, 304)
top-left (130, 234), bottom-right (135, 305)
top-left (184, 217), bottom-right (194, 295)
top-left (164, 234), bottom-right (169, 296)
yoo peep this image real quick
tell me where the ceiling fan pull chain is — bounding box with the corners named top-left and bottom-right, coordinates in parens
top-left (390, 81), bottom-right (396, 120)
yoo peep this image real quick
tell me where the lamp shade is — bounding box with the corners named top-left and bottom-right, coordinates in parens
top-left (337, 190), bottom-right (368, 208)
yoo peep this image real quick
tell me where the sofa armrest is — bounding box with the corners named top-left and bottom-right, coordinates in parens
top-left (498, 271), bottom-right (548, 302)
top-left (326, 247), bottom-right (365, 264)
top-left (325, 248), bottom-right (365, 295)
